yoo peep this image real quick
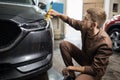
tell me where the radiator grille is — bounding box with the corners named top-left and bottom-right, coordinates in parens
top-left (0, 20), bottom-right (21, 48)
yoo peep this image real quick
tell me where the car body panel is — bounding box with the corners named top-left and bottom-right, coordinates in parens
top-left (104, 15), bottom-right (120, 32)
top-left (0, 2), bottom-right (45, 22)
top-left (0, 0), bottom-right (53, 80)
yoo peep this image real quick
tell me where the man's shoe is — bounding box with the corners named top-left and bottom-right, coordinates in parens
top-left (63, 75), bottom-right (75, 80)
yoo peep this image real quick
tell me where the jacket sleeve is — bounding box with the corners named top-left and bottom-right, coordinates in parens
top-left (64, 16), bottom-right (84, 31)
top-left (83, 44), bottom-right (113, 77)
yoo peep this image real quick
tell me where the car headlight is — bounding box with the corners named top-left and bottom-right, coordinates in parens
top-left (19, 19), bottom-right (49, 31)
top-left (39, 19), bottom-right (47, 27)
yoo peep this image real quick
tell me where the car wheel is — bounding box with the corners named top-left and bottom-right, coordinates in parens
top-left (108, 28), bottom-right (120, 51)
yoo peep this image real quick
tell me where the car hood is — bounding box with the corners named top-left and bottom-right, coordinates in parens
top-left (0, 2), bottom-right (45, 23)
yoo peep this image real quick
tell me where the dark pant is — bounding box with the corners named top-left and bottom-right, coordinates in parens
top-left (59, 41), bottom-right (95, 80)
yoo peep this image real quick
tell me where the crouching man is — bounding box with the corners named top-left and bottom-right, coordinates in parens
top-left (48, 7), bottom-right (113, 80)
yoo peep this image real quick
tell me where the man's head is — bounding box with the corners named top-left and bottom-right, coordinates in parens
top-left (86, 7), bottom-right (106, 28)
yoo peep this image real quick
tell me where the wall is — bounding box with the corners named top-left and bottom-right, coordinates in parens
top-left (64, 0), bottom-right (83, 48)
top-left (105, 0), bottom-right (120, 19)
top-left (83, 0), bottom-right (104, 16)
top-left (104, 0), bottom-right (110, 19)
top-left (109, 0), bottom-right (120, 18)
top-left (66, 0), bottom-right (83, 19)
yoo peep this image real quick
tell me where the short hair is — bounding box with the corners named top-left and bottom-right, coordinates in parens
top-left (87, 7), bottom-right (106, 28)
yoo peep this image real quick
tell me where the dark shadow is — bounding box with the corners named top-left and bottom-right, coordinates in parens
top-left (28, 72), bottom-right (49, 80)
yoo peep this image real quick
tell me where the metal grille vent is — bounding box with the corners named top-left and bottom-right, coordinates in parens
top-left (0, 20), bottom-right (21, 48)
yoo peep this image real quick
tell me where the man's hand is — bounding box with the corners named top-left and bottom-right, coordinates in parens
top-left (62, 66), bottom-right (74, 76)
top-left (47, 9), bottom-right (61, 17)
top-left (62, 68), bottom-right (69, 76)
top-left (62, 66), bottom-right (85, 75)
top-left (47, 9), bottom-right (68, 22)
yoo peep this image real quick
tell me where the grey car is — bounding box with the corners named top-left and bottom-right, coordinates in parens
top-left (0, 0), bottom-right (54, 80)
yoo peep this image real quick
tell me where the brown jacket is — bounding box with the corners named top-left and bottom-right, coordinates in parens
top-left (65, 17), bottom-right (113, 80)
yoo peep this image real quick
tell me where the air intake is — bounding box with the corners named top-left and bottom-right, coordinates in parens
top-left (0, 20), bottom-right (21, 48)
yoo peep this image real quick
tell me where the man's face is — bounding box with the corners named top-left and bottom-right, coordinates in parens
top-left (82, 13), bottom-right (94, 30)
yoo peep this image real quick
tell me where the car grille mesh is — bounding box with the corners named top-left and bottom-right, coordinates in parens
top-left (0, 20), bottom-right (21, 48)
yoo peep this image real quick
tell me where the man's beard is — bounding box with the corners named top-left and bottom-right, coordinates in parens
top-left (87, 26), bottom-right (94, 36)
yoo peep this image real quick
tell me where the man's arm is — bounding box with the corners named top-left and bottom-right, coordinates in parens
top-left (67, 66), bottom-right (85, 72)
top-left (48, 9), bottom-right (83, 31)
top-left (48, 9), bottom-right (68, 22)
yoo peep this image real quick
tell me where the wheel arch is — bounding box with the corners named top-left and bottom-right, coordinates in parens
top-left (107, 23), bottom-right (120, 34)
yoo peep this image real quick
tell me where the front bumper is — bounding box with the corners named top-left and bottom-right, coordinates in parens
top-left (0, 27), bottom-right (53, 80)
top-left (0, 54), bottom-right (52, 80)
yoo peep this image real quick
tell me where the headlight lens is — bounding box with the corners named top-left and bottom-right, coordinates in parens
top-left (20, 19), bottom-right (48, 31)
top-left (39, 19), bottom-right (47, 27)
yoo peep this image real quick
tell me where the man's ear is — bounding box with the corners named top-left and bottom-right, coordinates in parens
top-left (92, 22), bottom-right (98, 28)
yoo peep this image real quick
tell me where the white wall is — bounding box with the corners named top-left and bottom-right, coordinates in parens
top-left (66, 0), bottom-right (83, 20)
top-left (104, 0), bottom-right (120, 19)
top-left (110, 0), bottom-right (120, 18)
top-left (64, 0), bottom-right (83, 48)
top-left (104, 0), bottom-right (110, 19)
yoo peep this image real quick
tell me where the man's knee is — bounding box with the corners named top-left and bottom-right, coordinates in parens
top-left (59, 41), bottom-right (70, 48)
top-left (76, 74), bottom-right (94, 80)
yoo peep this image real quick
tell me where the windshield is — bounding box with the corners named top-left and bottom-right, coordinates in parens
top-left (0, 0), bottom-right (35, 5)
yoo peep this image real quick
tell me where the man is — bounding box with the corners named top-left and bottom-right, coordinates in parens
top-left (48, 7), bottom-right (113, 80)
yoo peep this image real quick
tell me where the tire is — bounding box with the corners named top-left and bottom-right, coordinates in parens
top-left (108, 28), bottom-right (120, 51)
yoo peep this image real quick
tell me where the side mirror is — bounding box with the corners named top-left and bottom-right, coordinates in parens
top-left (38, 2), bottom-right (46, 10)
